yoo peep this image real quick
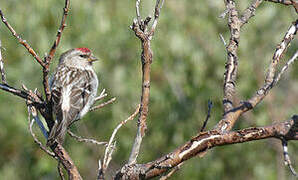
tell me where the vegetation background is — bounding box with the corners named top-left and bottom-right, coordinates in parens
top-left (0, 0), bottom-right (297, 179)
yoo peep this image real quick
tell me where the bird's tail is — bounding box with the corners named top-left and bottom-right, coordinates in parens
top-left (47, 112), bottom-right (68, 146)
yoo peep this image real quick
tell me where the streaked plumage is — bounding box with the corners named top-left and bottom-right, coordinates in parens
top-left (47, 48), bottom-right (98, 146)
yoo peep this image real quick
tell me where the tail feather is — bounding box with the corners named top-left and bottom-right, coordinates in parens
top-left (47, 111), bottom-right (69, 146)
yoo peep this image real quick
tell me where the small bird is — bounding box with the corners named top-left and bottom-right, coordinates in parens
top-left (47, 48), bottom-right (99, 146)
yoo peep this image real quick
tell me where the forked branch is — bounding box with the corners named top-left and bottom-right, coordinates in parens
top-left (128, 0), bottom-right (165, 165)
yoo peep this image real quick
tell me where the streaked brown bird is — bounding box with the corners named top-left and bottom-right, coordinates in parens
top-left (47, 48), bottom-right (99, 146)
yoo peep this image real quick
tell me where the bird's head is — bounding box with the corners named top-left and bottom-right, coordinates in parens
top-left (59, 48), bottom-right (98, 69)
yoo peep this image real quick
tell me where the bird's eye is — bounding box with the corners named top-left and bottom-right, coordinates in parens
top-left (79, 54), bottom-right (88, 58)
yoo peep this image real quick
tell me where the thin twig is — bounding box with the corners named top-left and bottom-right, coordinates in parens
top-left (97, 160), bottom-right (103, 180)
top-left (0, 40), bottom-right (7, 84)
top-left (219, 33), bottom-right (227, 47)
top-left (150, 0), bottom-right (165, 38)
top-left (240, 0), bottom-right (263, 27)
top-left (45, 0), bottom-right (70, 63)
top-left (94, 89), bottom-right (107, 102)
top-left (99, 105), bottom-right (140, 179)
top-left (27, 106), bottom-right (57, 159)
top-left (200, 100), bottom-right (213, 132)
top-left (0, 10), bottom-right (44, 66)
top-left (136, 0), bottom-right (142, 27)
top-left (58, 162), bottom-right (65, 180)
top-left (274, 50), bottom-right (298, 85)
top-left (219, 8), bottom-right (229, 19)
top-left (89, 97), bottom-right (116, 112)
top-left (43, 0), bottom-right (70, 102)
top-left (67, 130), bottom-right (107, 146)
top-left (281, 139), bottom-right (297, 177)
top-left (160, 162), bottom-right (184, 180)
top-left (0, 83), bottom-right (43, 106)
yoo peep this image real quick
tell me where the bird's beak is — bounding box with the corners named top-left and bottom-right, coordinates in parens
top-left (88, 54), bottom-right (98, 62)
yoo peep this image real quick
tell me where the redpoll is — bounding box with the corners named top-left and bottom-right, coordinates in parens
top-left (47, 48), bottom-right (99, 146)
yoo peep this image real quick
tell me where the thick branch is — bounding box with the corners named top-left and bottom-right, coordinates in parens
top-left (51, 144), bottom-right (82, 180)
top-left (116, 115), bottom-right (298, 179)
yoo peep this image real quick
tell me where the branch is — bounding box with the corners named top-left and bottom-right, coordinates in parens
top-left (200, 100), bottom-right (213, 132)
top-left (128, 0), bottom-right (164, 165)
top-left (265, 0), bottom-right (294, 5)
top-left (273, 50), bottom-right (298, 85)
top-left (98, 105), bottom-right (140, 179)
top-left (43, 0), bottom-right (70, 102)
top-left (222, 0), bottom-right (241, 113)
top-left (67, 130), bottom-right (107, 146)
top-left (265, 0), bottom-right (298, 13)
top-left (240, 0), bottom-right (263, 26)
top-left (89, 97), bottom-right (116, 112)
top-left (50, 144), bottom-right (82, 180)
top-left (0, 40), bottom-right (7, 84)
top-left (94, 89), bottom-right (108, 102)
top-left (27, 105), bottom-right (56, 159)
top-left (215, 19), bottom-right (297, 132)
top-left (58, 162), bottom-right (66, 180)
top-left (0, 10), bottom-right (44, 66)
top-left (116, 115), bottom-right (298, 179)
top-left (0, 83), bottom-right (43, 106)
top-left (159, 162), bottom-right (184, 180)
top-left (281, 139), bottom-right (298, 177)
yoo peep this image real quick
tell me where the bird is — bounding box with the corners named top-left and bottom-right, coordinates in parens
top-left (47, 48), bottom-right (99, 146)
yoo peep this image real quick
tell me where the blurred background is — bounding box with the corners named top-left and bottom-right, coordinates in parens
top-left (0, 0), bottom-right (297, 179)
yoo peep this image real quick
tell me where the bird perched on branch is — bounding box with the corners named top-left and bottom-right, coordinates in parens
top-left (47, 48), bottom-right (99, 146)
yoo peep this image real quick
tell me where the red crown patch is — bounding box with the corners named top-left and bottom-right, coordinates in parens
top-left (76, 47), bottom-right (91, 53)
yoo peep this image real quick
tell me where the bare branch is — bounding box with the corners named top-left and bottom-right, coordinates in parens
top-left (0, 10), bottom-right (44, 66)
top-left (116, 115), bottom-right (298, 179)
top-left (58, 162), bottom-right (66, 180)
top-left (219, 33), bottom-right (227, 47)
top-left (265, 0), bottom-right (294, 5)
top-left (159, 162), bottom-right (184, 180)
top-left (128, 0), bottom-right (164, 165)
top-left (89, 97), bottom-right (116, 112)
top-left (274, 50), bottom-right (298, 85)
top-left (0, 40), bottom-right (7, 84)
top-left (135, 0), bottom-right (142, 27)
top-left (67, 130), bottom-right (107, 146)
top-left (43, 0), bottom-right (70, 102)
top-left (150, 0), bottom-right (165, 38)
top-left (282, 139), bottom-right (297, 177)
top-left (45, 0), bottom-right (70, 64)
top-left (200, 100), bottom-right (213, 132)
top-left (100, 105), bottom-right (140, 179)
top-left (0, 83), bottom-right (43, 106)
top-left (27, 105), bottom-right (57, 159)
top-left (240, 0), bottom-right (263, 26)
top-left (215, 19), bottom-right (297, 132)
top-left (222, 0), bottom-right (240, 113)
top-left (50, 144), bottom-right (82, 180)
top-left (94, 89), bottom-right (108, 102)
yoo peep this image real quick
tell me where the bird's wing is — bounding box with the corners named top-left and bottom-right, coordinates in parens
top-left (48, 66), bottom-right (97, 145)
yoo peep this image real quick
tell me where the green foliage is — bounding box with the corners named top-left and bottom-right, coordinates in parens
top-left (0, 1), bottom-right (297, 179)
